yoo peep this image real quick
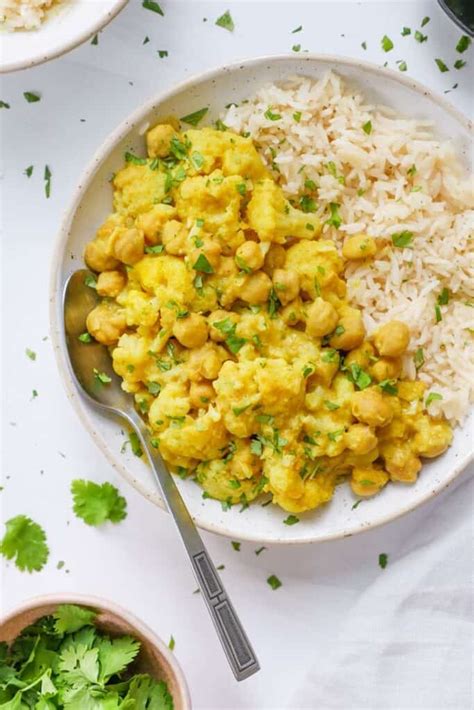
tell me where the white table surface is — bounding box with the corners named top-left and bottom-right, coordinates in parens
top-left (1, 1), bottom-right (473, 708)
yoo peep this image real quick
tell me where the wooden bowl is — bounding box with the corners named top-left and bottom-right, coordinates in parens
top-left (0, 594), bottom-right (191, 709)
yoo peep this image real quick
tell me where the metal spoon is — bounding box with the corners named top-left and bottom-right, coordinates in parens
top-left (63, 269), bottom-right (260, 682)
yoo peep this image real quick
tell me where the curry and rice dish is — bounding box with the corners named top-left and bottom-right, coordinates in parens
top-left (82, 73), bottom-right (473, 515)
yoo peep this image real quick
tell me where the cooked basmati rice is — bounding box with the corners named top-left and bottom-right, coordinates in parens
top-left (222, 72), bottom-right (474, 424)
top-left (0, 0), bottom-right (55, 30)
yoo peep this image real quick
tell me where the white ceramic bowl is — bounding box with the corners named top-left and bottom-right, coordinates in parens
top-left (50, 54), bottom-right (474, 544)
top-left (0, 0), bottom-right (128, 74)
top-left (0, 593), bottom-right (191, 710)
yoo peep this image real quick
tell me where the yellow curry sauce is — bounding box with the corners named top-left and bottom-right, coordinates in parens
top-left (83, 124), bottom-right (452, 514)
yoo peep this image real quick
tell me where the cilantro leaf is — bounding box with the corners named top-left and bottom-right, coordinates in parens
top-left (124, 674), bottom-right (174, 709)
top-left (0, 515), bottom-right (49, 572)
top-left (71, 480), bottom-right (127, 526)
top-left (24, 91), bottom-right (41, 103)
top-left (456, 35), bottom-right (471, 53)
top-left (381, 35), bottom-right (394, 52)
top-left (267, 574), bottom-right (282, 590)
top-left (54, 604), bottom-right (96, 633)
top-left (435, 58), bottom-right (449, 73)
top-left (98, 636), bottom-right (140, 682)
top-left (180, 107), bottom-right (208, 126)
top-left (215, 10), bottom-right (234, 31)
top-left (283, 515), bottom-right (300, 525)
top-left (142, 0), bottom-right (164, 15)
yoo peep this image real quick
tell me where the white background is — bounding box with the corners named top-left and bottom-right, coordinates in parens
top-left (1, 1), bottom-right (473, 708)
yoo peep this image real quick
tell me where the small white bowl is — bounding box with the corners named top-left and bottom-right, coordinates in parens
top-left (0, 0), bottom-right (128, 74)
top-left (0, 593), bottom-right (191, 709)
top-left (50, 54), bottom-right (473, 545)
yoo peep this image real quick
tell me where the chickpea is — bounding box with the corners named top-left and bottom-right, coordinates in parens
top-left (188, 344), bottom-right (224, 381)
top-left (370, 356), bottom-right (402, 382)
top-left (96, 270), bottom-right (126, 298)
top-left (342, 233), bottom-right (377, 260)
top-left (373, 320), bottom-right (410, 357)
top-left (190, 239), bottom-right (221, 271)
top-left (351, 388), bottom-right (393, 427)
top-left (161, 220), bottom-right (187, 255)
top-left (263, 243), bottom-right (286, 275)
top-left (208, 310), bottom-right (240, 342)
top-left (172, 313), bottom-right (208, 349)
top-left (344, 342), bottom-right (375, 371)
top-left (113, 228), bottom-right (145, 265)
top-left (189, 380), bottom-right (215, 408)
top-left (86, 303), bottom-right (127, 346)
top-left (345, 424), bottom-right (378, 455)
top-left (306, 298), bottom-right (339, 338)
top-left (381, 442), bottom-right (421, 483)
top-left (84, 239), bottom-right (119, 273)
top-left (329, 306), bottom-right (365, 351)
top-left (351, 467), bottom-right (389, 497)
top-left (146, 123), bottom-right (177, 158)
top-left (240, 272), bottom-right (272, 304)
top-left (272, 269), bottom-right (300, 305)
top-left (235, 241), bottom-right (265, 272)
top-left (413, 417), bottom-right (453, 458)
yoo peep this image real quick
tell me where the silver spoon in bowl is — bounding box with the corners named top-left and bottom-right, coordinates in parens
top-left (63, 269), bottom-right (260, 682)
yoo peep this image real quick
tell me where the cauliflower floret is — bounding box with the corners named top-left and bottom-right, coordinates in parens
top-left (184, 128), bottom-right (268, 180)
top-left (158, 410), bottom-right (230, 462)
top-left (285, 240), bottom-right (343, 299)
top-left (247, 180), bottom-right (320, 243)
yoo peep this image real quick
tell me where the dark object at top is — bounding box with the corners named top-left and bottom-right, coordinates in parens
top-left (439, 0), bottom-right (474, 36)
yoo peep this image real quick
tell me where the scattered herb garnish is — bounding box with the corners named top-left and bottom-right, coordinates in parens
top-left (398, 61), bottom-right (408, 72)
top-left (347, 363), bottom-right (372, 390)
top-left (435, 58), bottom-right (449, 73)
top-left (215, 10), bottom-right (234, 32)
top-left (362, 120), bottom-right (372, 135)
top-left (143, 35), bottom-right (150, 44)
top-left (352, 500), bottom-right (363, 510)
top-left (24, 165), bottom-right (34, 177)
top-left (267, 574), bottom-right (282, 590)
top-left (391, 230), bottom-right (413, 248)
top-left (0, 515), bottom-right (49, 572)
top-left (93, 368), bottom-right (112, 385)
top-left (421, 16), bottom-right (430, 27)
top-left (426, 392), bottom-right (443, 407)
top-left (325, 202), bottom-right (342, 228)
top-left (435, 304), bottom-right (442, 323)
top-left (437, 288), bottom-right (449, 305)
top-left (401, 27), bottom-right (411, 36)
top-left (414, 30), bottom-right (427, 43)
top-left (84, 273), bottom-right (97, 289)
top-left (193, 253), bottom-right (214, 273)
top-left (264, 107), bottom-right (282, 121)
top-left (361, 41), bottom-right (367, 50)
top-left (168, 635), bottom-right (175, 651)
top-left (231, 541), bottom-right (241, 551)
top-left (23, 91), bottom-right (41, 103)
top-left (379, 379), bottom-right (398, 395)
top-left (414, 347), bottom-right (424, 370)
top-left (142, 0), bottom-right (164, 15)
top-left (44, 165), bottom-right (52, 198)
top-left (158, 50), bottom-right (168, 58)
top-left (300, 195), bottom-right (317, 213)
top-left (292, 25), bottom-right (302, 33)
top-left (255, 546), bottom-right (267, 555)
top-left (454, 59), bottom-right (466, 70)
top-left (71, 480), bottom-right (127, 526)
top-left (283, 515), bottom-right (300, 525)
top-left (180, 107), bottom-right (209, 126)
top-left (91, 33), bottom-right (99, 45)
top-left (25, 348), bottom-right (36, 361)
top-left (145, 244), bottom-right (165, 254)
top-left (292, 44), bottom-right (301, 52)
top-left (378, 552), bottom-right (388, 569)
top-left (456, 35), bottom-right (471, 53)
top-left (78, 332), bottom-right (92, 343)
top-left (381, 35), bottom-right (394, 52)
top-left (0, 100), bottom-right (10, 109)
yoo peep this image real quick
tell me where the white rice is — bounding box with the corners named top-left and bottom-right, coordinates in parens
top-left (222, 72), bottom-right (474, 424)
top-left (0, 0), bottom-right (55, 30)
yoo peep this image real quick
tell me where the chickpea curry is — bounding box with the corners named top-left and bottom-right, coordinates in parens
top-left (83, 123), bottom-right (452, 514)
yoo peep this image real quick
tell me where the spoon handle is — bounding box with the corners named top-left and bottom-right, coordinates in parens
top-left (130, 412), bottom-right (260, 682)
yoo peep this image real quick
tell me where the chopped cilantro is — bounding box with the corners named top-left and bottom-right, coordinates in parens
top-left (256, 413), bottom-right (274, 425)
top-left (324, 400), bottom-right (340, 411)
top-left (226, 333), bottom-right (247, 354)
top-left (456, 35), bottom-right (471, 53)
top-left (414, 30), bottom-right (427, 43)
top-left (145, 244), bottom-right (165, 254)
top-left (236, 182), bottom-right (247, 196)
top-left (231, 541), bottom-right (241, 551)
top-left (401, 27), bottom-right (411, 36)
top-left (381, 35), bottom-right (394, 52)
top-left (24, 165), bottom-right (34, 177)
top-left (84, 273), bottom-right (97, 289)
top-left (147, 381), bottom-right (161, 395)
top-left (91, 33), bottom-right (99, 45)
top-left (292, 44), bottom-right (301, 52)
top-left (23, 91), bottom-right (41, 103)
top-left (325, 203), bottom-right (342, 228)
top-left (267, 574), bottom-right (282, 590)
top-left (407, 164), bottom-right (417, 176)
top-left (255, 546), bottom-right (267, 555)
top-left (362, 120), bottom-right (372, 135)
top-left (25, 348), bottom-right (36, 361)
top-left (283, 515), bottom-right (300, 525)
top-left (180, 107), bottom-right (209, 126)
top-left (157, 50), bottom-right (168, 58)
top-left (426, 392), bottom-right (443, 406)
top-left (0, 515), bottom-right (49, 572)
top-left (93, 368), bottom-right (112, 385)
top-left (143, 35), bottom-right (150, 44)
top-left (169, 136), bottom-right (188, 160)
top-left (44, 165), bottom-right (52, 198)
top-left (193, 253), bottom-right (214, 273)
top-left (142, 0), bottom-right (164, 15)
top-left (124, 151), bottom-right (147, 165)
top-left (437, 288), bottom-right (449, 305)
top-left (215, 10), bottom-right (234, 31)
top-left (352, 500), bottom-right (363, 510)
top-left (379, 379), bottom-right (398, 395)
top-left (250, 438), bottom-right (263, 457)
top-left (378, 552), bottom-right (388, 569)
top-left (292, 25), bottom-right (302, 33)
top-left (0, 100), bottom-right (10, 109)
top-left (361, 41), bottom-right (367, 50)
top-left (228, 479), bottom-right (242, 489)
top-left (398, 61), bottom-right (408, 72)
top-left (454, 59), bottom-right (466, 69)
top-left (300, 195), bottom-right (317, 212)
top-left (421, 16), bottom-right (430, 27)
top-left (232, 404), bottom-right (250, 416)
top-left (327, 429), bottom-right (344, 442)
top-left (78, 332), bottom-right (92, 343)
top-left (168, 635), bottom-right (175, 650)
top-left (391, 230), bottom-right (413, 248)
top-left (236, 255), bottom-right (252, 273)
top-left (267, 288), bottom-right (281, 319)
top-left (264, 107), bottom-right (282, 121)
top-left (435, 58), bottom-right (449, 73)
top-left (435, 304), bottom-right (442, 323)
top-left (414, 347), bottom-right (424, 370)
top-left (347, 363), bottom-right (372, 390)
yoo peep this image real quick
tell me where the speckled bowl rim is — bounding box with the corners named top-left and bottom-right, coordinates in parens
top-left (0, 0), bottom-right (129, 74)
top-left (49, 53), bottom-right (474, 545)
top-left (0, 593), bottom-right (192, 709)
